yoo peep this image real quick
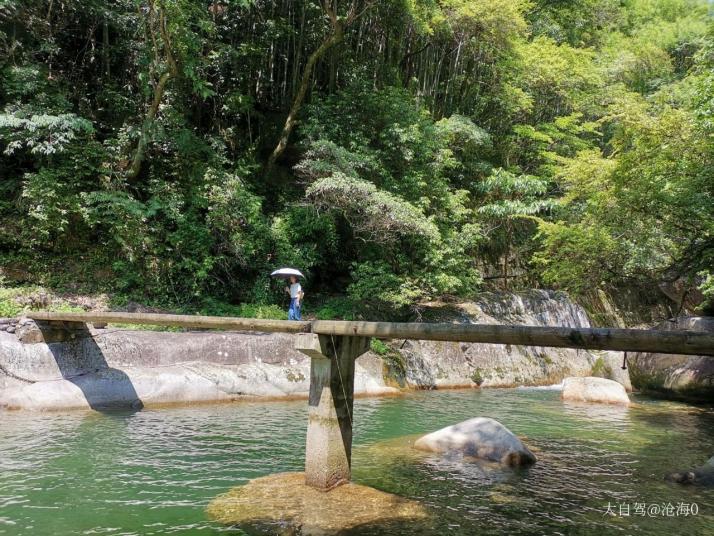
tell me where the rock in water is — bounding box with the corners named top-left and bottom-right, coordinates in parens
top-left (412, 417), bottom-right (536, 466)
top-left (666, 456), bottom-right (714, 486)
top-left (590, 351), bottom-right (633, 392)
top-left (561, 376), bottom-right (630, 405)
top-left (206, 472), bottom-right (428, 535)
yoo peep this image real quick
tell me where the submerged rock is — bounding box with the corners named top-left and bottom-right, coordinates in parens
top-left (666, 456), bottom-right (714, 486)
top-left (206, 472), bottom-right (428, 535)
top-left (413, 417), bottom-right (536, 466)
top-left (561, 376), bottom-right (630, 406)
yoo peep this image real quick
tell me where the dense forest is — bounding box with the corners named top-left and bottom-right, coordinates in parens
top-left (0, 0), bottom-right (712, 320)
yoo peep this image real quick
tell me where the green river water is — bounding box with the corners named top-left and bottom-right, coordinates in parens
top-left (1, 388), bottom-right (713, 535)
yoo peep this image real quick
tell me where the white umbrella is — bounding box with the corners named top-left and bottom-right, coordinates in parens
top-left (270, 267), bottom-right (305, 279)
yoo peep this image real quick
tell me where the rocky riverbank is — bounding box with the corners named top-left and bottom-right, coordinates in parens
top-left (1, 291), bottom-right (613, 411)
top-left (629, 316), bottom-right (714, 401)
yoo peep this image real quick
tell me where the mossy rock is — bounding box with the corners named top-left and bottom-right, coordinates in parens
top-left (590, 356), bottom-right (612, 378)
top-left (207, 472), bottom-right (429, 535)
top-left (471, 368), bottom-right (485, 386)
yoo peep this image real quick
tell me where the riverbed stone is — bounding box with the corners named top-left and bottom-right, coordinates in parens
top-left (561, 376), bottom-right (630, 405)
top-left (413, 417), bottom-right (536, 466)
top-left (206, 472), bottom-right (428, 535)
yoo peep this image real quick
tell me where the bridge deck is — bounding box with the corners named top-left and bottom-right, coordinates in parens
top-left (25, 311), bottom-right (714, 356)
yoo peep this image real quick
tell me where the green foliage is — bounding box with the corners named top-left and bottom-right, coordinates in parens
top-left (477, 169), bottom-right (550, 217)
top-left (297, 84), bottom-right (489, 309)
top-left (1, 66), bottom-right (50, 99)
top-left (0, 286), bottom-right (85, 317)
top-left (0, 0), bottom-right (711, 319)
top-left (311, 296), bottom-right (359, 320)
top-left (0, 287), bottom-right (24, 318)
top-left (535, 221), bottom-right (622, 292)
top-left (370, 338), bottom-right (407, 377)
top-left (196, 299), bottom-right (286, 320)
top-left (537, 90), bottom-right (713, 295)
top-left (434, 114), bottom-right (493, 188)
top-left (306, 173), bottom-right (439, 243)
top-left (515, 36), bottom-right (602, 122)
top-left (599, 0), bottom-right (709, 92)
top-left (528, 0), bottom-right (622, 46)
top-left (0, 109), bottom-right (93, 156)
top-left (370, 338), bottom-right (390, 356)
top-left (700, 272), bottom-right (714, 314)
top-left (347, 262), bottom-right (425, 318)
top-left (507, 113), bottom-right (600, 178)
top-left (590, 356), bottom-right (612, 378)
top-left (476, 168), bottom-right (552, 282)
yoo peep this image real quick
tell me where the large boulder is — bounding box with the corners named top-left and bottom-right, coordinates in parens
top-left (590, 351), bottom-right (633, 392)
top-left (561, 376), bottom-right (630, 405)
top-left (629, 317), bottom-right (714, 401)
top-left (666, 456), bottom-right (714, 486)
top-left (413, 417), bottom-right (536, 466)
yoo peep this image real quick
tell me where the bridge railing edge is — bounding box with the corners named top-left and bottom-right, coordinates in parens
top-left (22, 311), bottom-right (714, 356)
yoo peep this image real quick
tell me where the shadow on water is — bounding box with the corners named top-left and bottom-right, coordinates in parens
top-left (39, 322), bottom-right (144, 412)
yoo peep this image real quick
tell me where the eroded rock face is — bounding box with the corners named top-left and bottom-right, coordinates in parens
top-left (0, 328), bottom-right (395, 410)
top-left (413, 417), bottom-right (536, 466)
top-left (561, 376), bottom-right (631, 406)
top-left (629, 317), bottom-right (714, 401)
top-left (399, 290), bottom-right (596, 389)
top-left (206, 472), bottom-right (429, 535)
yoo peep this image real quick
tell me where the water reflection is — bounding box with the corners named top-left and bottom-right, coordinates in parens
top-left (561, 399), bottom-right (631, 425)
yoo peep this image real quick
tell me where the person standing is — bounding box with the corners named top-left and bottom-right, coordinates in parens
top-left (285, 275), bottom-right (303, 320)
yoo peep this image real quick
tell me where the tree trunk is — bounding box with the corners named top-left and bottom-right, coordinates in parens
top-left (102, 17), bottom-right (110, 77)
top-left (503, 223), bottom-right (512, 291)
top-left (127, 71), bottom-right (172, 180)
top-left (126, 5), bottom-right (177, 181)
top-left (266, 23), bottom-right (344, 172)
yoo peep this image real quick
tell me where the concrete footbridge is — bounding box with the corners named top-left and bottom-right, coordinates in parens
top-left (25, 311), bottom-right (714, 491)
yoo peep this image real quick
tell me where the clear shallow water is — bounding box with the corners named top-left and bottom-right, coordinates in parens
top-left (1, 389), bottom-right (713, 535)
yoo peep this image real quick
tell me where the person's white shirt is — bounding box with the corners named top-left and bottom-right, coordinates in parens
top-left (289, 282), bottom-right (302, 300)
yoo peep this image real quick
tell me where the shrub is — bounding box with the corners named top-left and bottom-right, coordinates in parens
top-left (471, 368), bottom-right (485, 386)
top-left (370, 338), bottom-right (407, 377)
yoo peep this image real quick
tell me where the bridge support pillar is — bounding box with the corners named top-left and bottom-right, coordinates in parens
top-left (295, 333), bottom-right (370, 491)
